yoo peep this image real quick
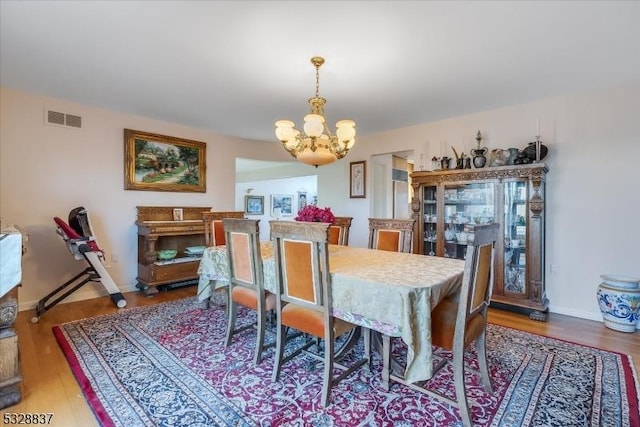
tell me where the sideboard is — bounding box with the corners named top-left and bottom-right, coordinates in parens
top-left (136, 206), bottom-right (211, 295)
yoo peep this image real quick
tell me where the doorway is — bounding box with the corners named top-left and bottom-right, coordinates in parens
top-left (371, 150), bottom-right (414, 219)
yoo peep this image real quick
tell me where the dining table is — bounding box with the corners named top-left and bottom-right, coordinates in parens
top-left (197, 242), bottom-right (465, 383)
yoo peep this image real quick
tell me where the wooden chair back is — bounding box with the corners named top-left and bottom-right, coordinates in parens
top-left (223, 218), bottom-right (275, 364)
top-left (455, 222), bottom-right (498, 346)
top-left (270, 220), bottom-right (331, 313)
top-left (368, 218), bottom-right (415, 253)
top-left (380, 223), bottom-right (499, 426)
top-left (270, 220), bottom-right (370, 407)
top-left (428, 222), bottom-right (499, 426)
top-left (328, 216), bottom-right (353, 246)
top-left (202, 211), bottom-right (244, 246)
top-left (223, 218), bottom-right (262, 291)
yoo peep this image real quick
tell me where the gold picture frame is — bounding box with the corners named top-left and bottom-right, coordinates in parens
top-left (124, 129), bottom-right (206, 192)
top-left (350, 160), bottom-right (366, 198)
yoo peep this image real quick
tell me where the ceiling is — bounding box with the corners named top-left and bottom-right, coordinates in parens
top-left (1, 1), bottom-right (639, 149)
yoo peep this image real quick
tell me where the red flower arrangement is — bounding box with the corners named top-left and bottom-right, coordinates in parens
top-left (295, 205), bottom-right (335, 224)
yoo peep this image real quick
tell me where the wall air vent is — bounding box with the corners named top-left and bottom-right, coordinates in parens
top-left (47, 110), bottom-right (65, 126)
top-left (65, 114), bottom-right (82, 128)
top-left (45, 108), bottom-right (82, 129)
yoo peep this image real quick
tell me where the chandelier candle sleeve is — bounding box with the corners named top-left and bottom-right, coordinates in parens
top-left (275, 56), bottom-right (356, 167)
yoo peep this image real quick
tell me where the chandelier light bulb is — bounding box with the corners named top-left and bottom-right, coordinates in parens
top-left (336, 120), bottom-right (356, 142)
top-left (303, 114), bottom-right (325, 138)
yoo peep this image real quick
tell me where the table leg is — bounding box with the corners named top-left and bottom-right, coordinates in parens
top-left (371, 331), bottom-right (405, 390)
top-left (381, 334), bottom-right (390, 391)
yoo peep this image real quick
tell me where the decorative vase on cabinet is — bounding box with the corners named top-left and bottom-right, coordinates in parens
top-left (597, 274), bottom-right (640, 332)
top-left (410, 163), bottom-right (549, 321)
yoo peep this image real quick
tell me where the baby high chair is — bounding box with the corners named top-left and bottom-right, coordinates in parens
top-left (31, 207), bottom-right (127, 322)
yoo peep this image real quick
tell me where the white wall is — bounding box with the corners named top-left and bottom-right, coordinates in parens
top-left (3, 82), bottom-right (640, 328)
top-left (317, 82), bottom-right (640, 324)
top-left (0, 87), bottom-right (292, 309)
top-left (235, 175), bottom-right (317, 242)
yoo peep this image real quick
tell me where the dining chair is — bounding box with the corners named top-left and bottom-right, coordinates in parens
top-left (328, 216), bottom-right (352, 246)
top-left (368, 218), bottom-right (415, 253)
top-left (270, 220), bottom-right (370, 407)
top-left (222, 218), bottom-right (275, 364)
top-left (380, 222), bottom-right (499, 427)
top-left (202, 211), bottom-right (245, 247)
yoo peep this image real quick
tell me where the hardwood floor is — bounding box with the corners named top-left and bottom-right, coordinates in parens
top-left (6, 286), bottom-right (639, 426)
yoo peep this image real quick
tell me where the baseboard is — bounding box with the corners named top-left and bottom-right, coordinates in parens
top-left (18, 282), bottom-right (139, 312)
top-left (549, 304), bottom-right (640, 330)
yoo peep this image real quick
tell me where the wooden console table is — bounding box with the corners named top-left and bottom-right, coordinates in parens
top-left (136, 206), bottom-right (211, 295)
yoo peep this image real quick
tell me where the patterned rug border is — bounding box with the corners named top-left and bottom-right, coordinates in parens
top-left (52, 296), bottom-right (640, 427)
top-left (53, 325), bottom-right (115, 427)
top-left (486, 324), bottom-right (640, 426)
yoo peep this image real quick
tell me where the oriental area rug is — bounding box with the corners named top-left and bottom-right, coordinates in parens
top-left (53, 296), bottom-right (640, 427)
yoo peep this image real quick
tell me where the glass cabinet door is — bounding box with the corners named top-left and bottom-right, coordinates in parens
top-left (503, 181), bottom-right (527, 294)
top-left (422, 185), bottom-right (437, 256)
top-left (443, 182), bottom-right (495, 260)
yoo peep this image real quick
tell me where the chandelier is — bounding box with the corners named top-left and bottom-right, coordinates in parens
top-left (275, 56), bottom-right (356, 167)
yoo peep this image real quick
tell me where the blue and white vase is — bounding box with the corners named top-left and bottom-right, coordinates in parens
top-left (597, 274), bottom-right (640, 332)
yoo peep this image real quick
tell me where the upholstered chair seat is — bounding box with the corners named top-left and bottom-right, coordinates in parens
top-left (430, 294), bottom-right (485, 350)
top-left (231, 287), bottom-right (277, 312)
top-left (280, 304), bottom-right (356, 339)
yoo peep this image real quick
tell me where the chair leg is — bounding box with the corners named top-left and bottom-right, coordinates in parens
top-left (321, 334), bottom-right (334, 407)
top-left (475, 330), bottom-right (493, 394)
top-left (381, 334), bottom-right (391, 391)
top-left (254, 305), bottom-right (266, 364)
top-left (272, 321), bottom-right (287, 382)
top-left (452, 346), bottom-right (472, 427)
top-left (224, 298), bottom-right (237, 348)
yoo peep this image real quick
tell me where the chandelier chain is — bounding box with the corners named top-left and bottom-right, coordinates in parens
top-left (315, 64), bottom-right (320, 98)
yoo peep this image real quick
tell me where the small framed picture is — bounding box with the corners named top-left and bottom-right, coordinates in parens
top-left (244, 195), bottom-right (264, 215)
top-left (172, 208), bottom-right (184, 221)
top-left (271, 194), bottom-right (294, 217)
top-left (297, 191), bottom-right (308, 211)
top-left (350, 160), bottom-right (366, 198)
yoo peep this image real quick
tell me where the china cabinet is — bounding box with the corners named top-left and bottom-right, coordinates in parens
top-left (136, 206), bottom-right (211, 295)
top-left (411, 164), bottom-right (549, 320)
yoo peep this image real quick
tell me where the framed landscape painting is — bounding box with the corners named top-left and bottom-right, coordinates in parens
top-left (124, 129), bottom-right (206, 192)
top-left (271, 194), bottom-right (294, 217)
top-left (244, 195), bottom-right (264, 215)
